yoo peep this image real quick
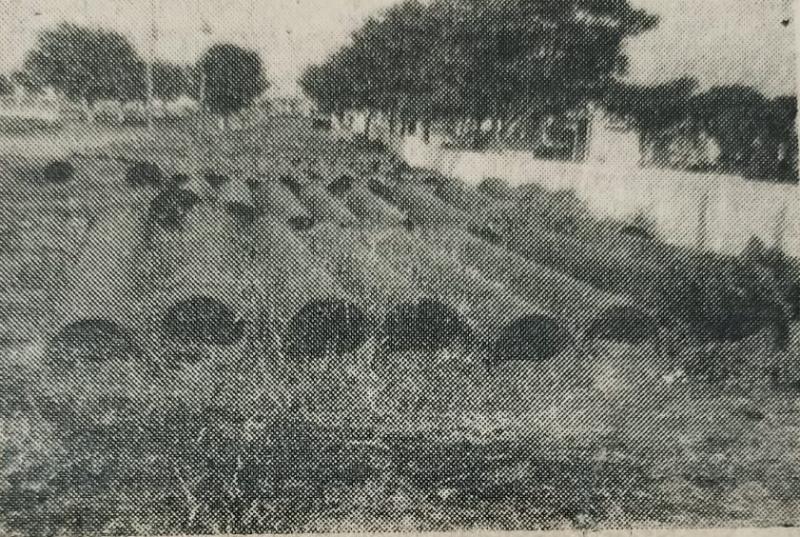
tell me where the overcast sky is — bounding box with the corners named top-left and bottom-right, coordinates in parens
top-left (0, 0), bottom-right (796, 97)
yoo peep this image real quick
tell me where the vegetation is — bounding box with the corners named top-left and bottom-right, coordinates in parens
top-left (0, 112), bottom-right (799, 537)
top-left (301, 0), bottom-right (656, 142)
top-left (605, 81), bottom-right (798, 181)
top-left (199, 44), bottom-right (268, 120)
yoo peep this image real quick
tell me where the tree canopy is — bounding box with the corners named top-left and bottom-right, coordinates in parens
top-left (200, 44), bottom-right (268, 116)
top-left (301, 0), bottom-right (658, 128)
top-left (24, 23), bottom-right (143, 104)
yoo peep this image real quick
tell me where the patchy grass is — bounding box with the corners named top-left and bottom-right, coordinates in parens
top-left (2, 339), bottom-right (800, 536)
top-left (1, 117), bottom-right (799, 536)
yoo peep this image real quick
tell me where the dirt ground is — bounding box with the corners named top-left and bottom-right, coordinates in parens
top-left (0, 117), bottom-right (798, 536)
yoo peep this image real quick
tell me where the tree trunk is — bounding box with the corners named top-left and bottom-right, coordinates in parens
top-left (364, 109), bottom-right (373, 140)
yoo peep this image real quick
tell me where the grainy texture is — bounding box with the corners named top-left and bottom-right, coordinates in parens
top-left (0, 2), bottom-right (798, 536)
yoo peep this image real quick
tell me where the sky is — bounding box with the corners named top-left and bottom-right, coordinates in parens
top-left (0, 0), bottom-right (796, 97)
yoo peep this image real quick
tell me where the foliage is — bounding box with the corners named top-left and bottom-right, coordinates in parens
top-left (153, 61), bottom-right (195, 101)
top-left (24, 23), bottom-right (142, 104)
top-left (199, 44), bottom-right (268, 117)
top-left (606, 81), bottom-right (798, 182)
top-left (300, 0), bottom-right (657, 135)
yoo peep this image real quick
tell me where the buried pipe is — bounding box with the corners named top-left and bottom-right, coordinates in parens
top-left (299, 223), bottom-right (487, 356)
top-left (293, 182), bottom-right (358, 226)
top-left (427, 227), bottom-right (655, 346)
top-left (370, 228), bottom-right (574, 358)
top-left (46, 208), bottom-right (147, 365)
top-left (153, 205), bottom-right (249, 350)
top-left (419, 176), bottom-right (663, 346)
top-left (249, 179), bottom-right (315, 231)
top-left (329, 180), bottom-right (407, 227)
top-left (387, 184), bottom-right (467, 228)
top-left (247, 217), bottom-right (370, 359)
top-left (298, 222), bottom-right (420, 318)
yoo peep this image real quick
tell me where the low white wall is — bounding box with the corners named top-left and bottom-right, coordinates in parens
top-left (388, 131), bottom-right (799, 259)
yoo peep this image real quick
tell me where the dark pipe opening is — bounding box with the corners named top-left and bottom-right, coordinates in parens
top-left (287, 215), bottom-right (316, 231)
top-left (469, 224), bottom-right (503, 245)
top-left (368, 177), bottom-right (393, 202)
top-left (280, 176), bottom-right (302, 197)
top-left (43, 160), bottom-right (75, 184)
top-left (382, 299), bottom-right (474, 354)
top-left (126, 161), bottom-right (163, 187)
top-left (586, 305), bottom-right (659, 345)
top-left (478, 177), bottom-right (512, 199)
top-left (684, 287), bottom-right (790, 349)
top-left (327, 174), bottom-right (355, 197)
top-left (46, 318), bottom-right (139, 365)
top-left (245, 177), bottom-right (260, 191)
top-left (167, 173), bottom-right (191, 189)
top-left (203, 171), bottom-right (229, 190)
top-left (489, 314), bottom-right (573, 364)
top-left (620, 225), bottom-right (654, 241)
top-left (225, 202), bottom-right (260, 227)
top-left (147, 188), bottom-right (199, 232)
top-left (283, 299), bottom-right (371, 360)
top-left (162, 295), bottom-right (245, 346)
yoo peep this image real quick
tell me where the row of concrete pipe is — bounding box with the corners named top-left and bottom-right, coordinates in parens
top-left (38, 154), bottom-right (662, 367)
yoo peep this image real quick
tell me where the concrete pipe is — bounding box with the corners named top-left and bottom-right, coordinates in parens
top-left (250, 179), bottom-right (315, 230)
top-left (46, 207), bottom-right (148, 365)
top-left (248, 217), bottom-right (370, 359)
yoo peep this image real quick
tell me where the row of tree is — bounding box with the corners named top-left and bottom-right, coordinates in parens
top-left (300, 0), bottom-right (658, 139)
top-left (300, 0), bottom-right (797, 182)
top-left (605, 80), bottom-right (797, 181)
top-left (1, 23), bottom-right (268, 119)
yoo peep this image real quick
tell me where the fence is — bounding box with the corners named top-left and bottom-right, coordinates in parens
top-left (338, 114), bottom-right (799, 259)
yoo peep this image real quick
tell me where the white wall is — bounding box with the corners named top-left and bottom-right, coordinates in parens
top-left (387, 131), bottom-right (799, 259)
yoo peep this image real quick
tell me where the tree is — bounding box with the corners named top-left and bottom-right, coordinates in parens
top-left (153, 61), bottom-right (193, 101)
top-left (199, 44), bottom-right (268, 121)
top-left (604, 77), bottom-right (699, 142)
top-left (24, 23), bottom-right (142, 120)
top-left (300, 0), bottom-right (658, 144)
